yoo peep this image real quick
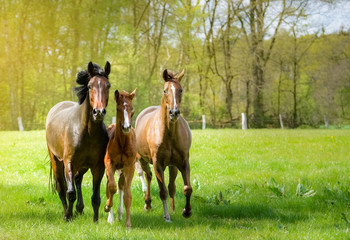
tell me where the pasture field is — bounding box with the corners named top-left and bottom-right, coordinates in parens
top-left (0, 129), bottom-right (349, 239)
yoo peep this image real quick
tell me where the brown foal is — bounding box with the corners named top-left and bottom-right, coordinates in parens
top-left (104, 89), bottom-right (137, 228)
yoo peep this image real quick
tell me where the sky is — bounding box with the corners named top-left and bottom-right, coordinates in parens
top-left (304, 0), bottom-right (350, 34)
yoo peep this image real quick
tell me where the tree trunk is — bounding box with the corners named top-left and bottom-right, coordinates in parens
top-left (250, 0), bottom-right (265, 127)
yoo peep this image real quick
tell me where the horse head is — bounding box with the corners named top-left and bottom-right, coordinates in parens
top-left (87, 61), bottom-right (111, 122)
top-left (115, 89), bottom-right (136, 134)
top-left (162, 69), bottom-right (185, 122)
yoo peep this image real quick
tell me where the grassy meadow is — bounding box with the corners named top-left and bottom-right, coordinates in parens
top-left (0, 129), bottom-right (349, 239)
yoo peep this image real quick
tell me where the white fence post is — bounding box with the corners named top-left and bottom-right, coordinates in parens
top-left (241, 113), bottom-right (247, 130)
top-left (17, 117), bottom-right (24, 131)
top-left (202, 115), bottom-right (206, 130)
top-left (112, 116), bottom-right (116, 124)
top-left (279, 114), bottom-right (284, 129)
top-left (324, 115), bottom-right (328, 129)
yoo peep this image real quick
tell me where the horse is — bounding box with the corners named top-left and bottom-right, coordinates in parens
top-left (135, 69), bottom-right (192, 222)
top-left (104, 89), bottom-right (137, 228)
top-left (46, 61), bottom-right (111, 222)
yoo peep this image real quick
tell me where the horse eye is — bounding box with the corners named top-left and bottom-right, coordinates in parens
top-left (179, 89), bottom-right (183, 93)
top-left (163, 90), bottom-right (167, 94)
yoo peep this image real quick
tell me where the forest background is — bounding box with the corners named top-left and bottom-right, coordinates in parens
top-left (1, 0), bottom-right (350, 130)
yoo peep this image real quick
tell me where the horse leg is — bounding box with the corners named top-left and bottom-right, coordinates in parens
top-left (168, 165), bottom-right (178, 213)
top-left (179, 159), bottom-right (193, 218)
top-left (139, 157), bottom-right (152, 211)
top-left (122, 165), bottom-right (135, 228)
top-left (117, 170), bottom-right (125, 221)
top-left (153, 162), bottom-right (171, 222)
top-left (64, 160), bottom-right (76, 221)
top-left (75, 168), bottom-right (88, 215)
top-left (135, 159), bottom-right (147, 192)
top-left (104, 154), bottom-right (116, 224)
top-left (49, 150), bottom-right (67, 216)
top-left (91, 162), bottom-right (105, 222)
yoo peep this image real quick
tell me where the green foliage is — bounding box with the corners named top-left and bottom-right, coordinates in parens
top-left (1, 1), bottom-right (350, 130)
top-left (267, 178), bottom-right (286, 197)
top-left (296, 182), bottom-right (316, 198)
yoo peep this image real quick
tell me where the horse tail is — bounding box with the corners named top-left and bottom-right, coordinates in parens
top-left (46, 152), bottom-right (56, 194)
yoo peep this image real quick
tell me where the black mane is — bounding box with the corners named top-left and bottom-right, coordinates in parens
top-left (74, 63), bottom-right (108, 104)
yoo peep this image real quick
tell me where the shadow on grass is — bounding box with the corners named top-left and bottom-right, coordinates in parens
top-left (195, 202), bottom-right (308, 223)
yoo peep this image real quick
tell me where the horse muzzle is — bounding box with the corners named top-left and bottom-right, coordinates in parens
top-left (121, 125), bottom-right (131, 134)
top-left (92, 108), bottom-right (106, 121)
top-left (169, 109), bottom-right (180, 122)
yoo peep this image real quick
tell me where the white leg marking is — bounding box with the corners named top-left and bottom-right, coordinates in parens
top-left (118, 190), bottom-right (124, 221)
top-left (162, 200), bottom-right (171, 222)
top-left (107, 208), bottom-right (114, 224)
top-left (140, 175), bottom-right (147, 193)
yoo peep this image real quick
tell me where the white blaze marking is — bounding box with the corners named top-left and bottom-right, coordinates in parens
top-left (98, 79), bottom-right (102, 104)
top-left (171, 83), bottom-right (176, 111)
top-left (123, 102), bottom-right (130, 128)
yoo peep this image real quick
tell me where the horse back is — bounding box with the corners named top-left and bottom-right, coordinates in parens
top-left (46, 101), bottom-right (77, 128)
top-left (135, 106), bottom-right (160, 129)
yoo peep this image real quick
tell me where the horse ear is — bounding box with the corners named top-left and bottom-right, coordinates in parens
top-left (114, 90), bottom-right (119, 101)
top-left (163, 69), bottom-right (169, 82)
top-left (88, 62), bottom-right (95, 76)
top-left (104, 61), bottom-right (111, 76)
top-left (130, 88), bottom-right (137, 100)
top-left (177, 69), bottom-right (185, 82)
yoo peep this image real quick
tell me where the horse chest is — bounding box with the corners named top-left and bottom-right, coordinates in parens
top-left (74, 134), bottom-right (107, 168)
top-left (156, 142), bottom-right (183, 167)
top-left (109, 148), bottom-right (135, 169)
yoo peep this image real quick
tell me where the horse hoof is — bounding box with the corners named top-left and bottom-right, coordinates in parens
top-left (126, 223), bottom-right (132, 229)
top-left (74, 210), bottom-right (84, 217)
top-left (164, 216), bottom-right (172, 223)
top-left (182, 208), bottom-right (192, 218)
top-left (143, 204), bottom-right (152, 211)
top-left (104, 205), bottom-right (111, 213)
top-left (63, 215), bottom-right (73, 222)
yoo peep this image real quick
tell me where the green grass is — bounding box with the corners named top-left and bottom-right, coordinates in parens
top-left (0, 129), bottom-right (349, 239)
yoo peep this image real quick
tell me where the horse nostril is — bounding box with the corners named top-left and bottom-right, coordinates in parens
top-left (93, 108), bottom-right (98, 115)
top-left (102, 108), bottom-right (106, 116)
top-left (175, 110), bottom-right (180, 116)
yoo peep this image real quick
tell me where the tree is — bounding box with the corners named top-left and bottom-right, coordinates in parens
top-left (233, 0), bottom-right (297, 127)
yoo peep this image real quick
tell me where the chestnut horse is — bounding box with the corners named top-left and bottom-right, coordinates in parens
top-left (104, 89), bottom-right (137, 228)
top-left (46, 62), bottom-right (111, 222)
top-left (135, 69), bottom-right (192, 222)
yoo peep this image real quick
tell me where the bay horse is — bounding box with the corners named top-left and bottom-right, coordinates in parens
top-left (46, 61), bottom-right (111, 222)
top-left (104, 89), bottom-right (137, 228)
top-left (135, 69), bottom-right (192, 222)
